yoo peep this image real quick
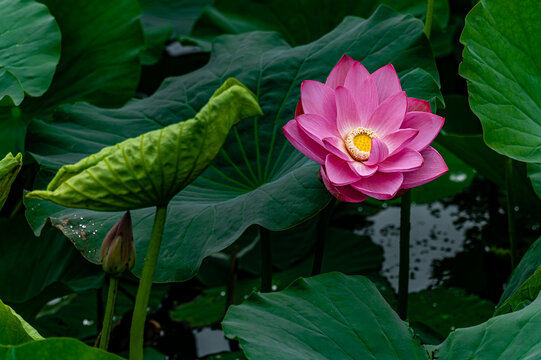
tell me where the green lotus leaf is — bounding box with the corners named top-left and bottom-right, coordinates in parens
top-left (0, 299), bottom-right (42, 345)
top-left (0, 338), bottom-right (123, 359)
top-left (188, 0), bottom-right (449, 49)
top-left (460, 0), bottom-right (541, 162)
top-left (27, 78), bottom-right (262, 210)
top-left (0, 152), bottom-right (22, 211)
top-left (0, 0), bottom-right (144, 156)
top-left (0, 0), bottom-right (61, 106)
top-left (223, 273), bottom-right (428, 360)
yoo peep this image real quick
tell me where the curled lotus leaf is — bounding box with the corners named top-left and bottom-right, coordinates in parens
top-left (27, 78), bottom-right (262, 211)
top-left (0, 152), bottom-right (22, 211)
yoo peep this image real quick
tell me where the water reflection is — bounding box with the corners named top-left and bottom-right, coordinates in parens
top-left (356, 202), bottom-right (486, 292)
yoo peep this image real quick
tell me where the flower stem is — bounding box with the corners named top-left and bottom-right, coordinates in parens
top-left (226, 245), bottom-right (239, 309)
top-left (311, 198), bottom-right (336, 276)
top-left (99, 276), bottom-right (118, 350)
top-left (424, 0), bottom-right (435, 39)
top-left (505, 158), bottom-right (517, 268)
top-left (398, 191), bottom-right (411, 320)
top-left (260, 226), bottom-right (272, 293)
top-left (129, 205), bottom-right (168, 360)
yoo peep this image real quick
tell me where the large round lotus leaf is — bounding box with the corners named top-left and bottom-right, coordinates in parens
top-left (0, 0), bottom-right (60, 106)
top-left (0, 299), bottom-right (42, 346)
top-left (26, 6), bottom-right (441, 282)
top-left (433, 293), bottom-right (541, 359)
top-left (189, 0), bottom-right (449, 49)
top-left (0, 338), bottom-right (123, 359)
top-left (460, 0), bottom-right (541, 162)
top-left (35, 0), bottom-right (144, 108)
top-left (223, 273), bottom-right (428, 360)
top-left (0, 0), bottom-right (144, 156)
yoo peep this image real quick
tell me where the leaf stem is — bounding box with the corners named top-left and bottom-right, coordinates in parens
top-left (311, 198), bottom-right (336, 276)
top-left (424, 0), bottom-right (435, 39)
top-left (226, 245), bottom-right (239, 310)
top-left (505, 158), bottom-right (518, 268)
top-left (398, 191), bottom-right (411, 320)
top-left (129, 205), bottom-right (168, 360)
top-left (99, 276), bottom-right (118, 350)
top-left (260, 226), bottom-right (272, 293)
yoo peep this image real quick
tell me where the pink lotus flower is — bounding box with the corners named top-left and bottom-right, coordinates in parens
top-left (283, 55), bottom-right (448, 202)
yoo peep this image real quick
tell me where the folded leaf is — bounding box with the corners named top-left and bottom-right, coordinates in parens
top-left (27, 78), bottom-right (262, 210)
top-left (0, 152), bottom-right (22, 211)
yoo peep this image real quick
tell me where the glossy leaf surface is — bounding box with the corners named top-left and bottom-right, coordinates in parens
top-left (0, 0), bottom-right (61, 106)
top-left (223, 273), bottom-right (428, 360)
top-left (460, 0), bottom-right (541, 162)
top-left (26, 7), bottom-right (441, 281)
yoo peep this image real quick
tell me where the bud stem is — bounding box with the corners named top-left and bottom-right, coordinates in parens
top-left (99, 276), bottom-right (118, 350)
top-left (129, 205), bottom-right (168, 360)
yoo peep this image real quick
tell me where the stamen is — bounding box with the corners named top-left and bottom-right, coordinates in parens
top-left (345, 127), bottom-right (378, 161)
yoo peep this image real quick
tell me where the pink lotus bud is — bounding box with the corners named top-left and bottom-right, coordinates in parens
top-left (100, 211), bottom-right (135, 277)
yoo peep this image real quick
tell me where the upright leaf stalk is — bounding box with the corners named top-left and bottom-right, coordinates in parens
top-left (130, 205), bottom-right (168, 360)
top-left (398, 191), bottom-right (411, 320)
top-left (424, 0), bottom-right (435, 39)
top-left (312, 198), bottom-right (336, 276)
top-left (505, 158), bottom-right (517, 268)
top-left (260, 226), bottom-right (272, 293)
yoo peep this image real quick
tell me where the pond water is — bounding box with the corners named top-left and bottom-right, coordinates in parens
top-left (356, 201), bottom-right (487, 293)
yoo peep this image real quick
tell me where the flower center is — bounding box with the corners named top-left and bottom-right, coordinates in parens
top-left (344, 127), bottom-right (378, 161)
